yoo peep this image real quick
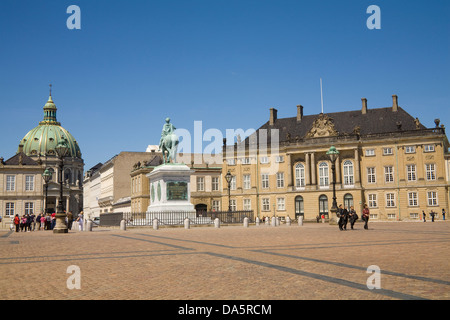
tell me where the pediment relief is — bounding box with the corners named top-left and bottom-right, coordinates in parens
top-left (306, 114), bottom-right (338, 138)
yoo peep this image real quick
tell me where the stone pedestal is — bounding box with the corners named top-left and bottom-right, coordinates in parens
top-left (146, 163), bottom-right (197, 224)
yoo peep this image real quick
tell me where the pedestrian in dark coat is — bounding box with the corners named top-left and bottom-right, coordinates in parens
top-left (348, 206), bottom-right (358, 229)
top-left (338, 205), bottom-right (348, 231)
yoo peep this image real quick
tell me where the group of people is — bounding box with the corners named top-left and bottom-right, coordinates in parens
top-left (337, 204), bottom-right (370, 231)
top-left (422, 209), bottom-right (446, 222)
top-left (12, 211), bottom-right (84, 232)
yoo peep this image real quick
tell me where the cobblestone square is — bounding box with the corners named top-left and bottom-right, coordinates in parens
top-left (1, 221), bottom-right (449, 300)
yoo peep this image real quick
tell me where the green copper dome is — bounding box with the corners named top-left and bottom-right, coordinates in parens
top-left (18, 94), bottom-right (82, 159)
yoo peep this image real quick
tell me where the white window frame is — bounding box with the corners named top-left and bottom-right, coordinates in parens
top-left (383, 147), bottom-right (393, 155)
top-left (405, 146), bottom-right (416, 154)
top-left (212, 177), bottom-right (219, 191)
top-left (295, 163), bottom-right (305, 188)
top-left (426, 164), bottom-right (436, 181)
top-left (368, 194), bottom-right (377, 208)
top-left (384, 166), bottom-right (394, 183)
top-left (408, 192), bottom-right (418, 207)
top-left (6, 175), bottom-right (15, 191)
top-left (386, 193), bottom-right (396, 208)
top-left (319, 162), bottom-right (329, 187)
top-left (424, 145), bottom-right (435, 153)
top-left (212, 200), bottom-right (220, 211)
top-left (277, 197), bottom-right (285, 211)
top-left (197, 176), bottom-right (205, 192)
top-left (365, 149), bottom-right (375, 157)
top-left (243, 199), bottom-right (252, 211)
top-left (5, 202), bottom-right (15, 216)
top-left (427, 191), bottom-right (438, 206)
top-left (243, 174), bottom-right (251, 190)
top-left (343, 160), bottom-right (354, 186)
top-left (25, 202), bottom-right (34, 215)
top-left (25, 175), bottom-right (35, 191)
top-left (261, 173), bottom-right (269, 189)
top-left (262, 198), bottom-right (270, 211)
top-left (367, 167), bottom-right (376, 184)
top-left (276, 172), bottom-right (284, 188)
top-left (406, 165), bottom-right (417, 182)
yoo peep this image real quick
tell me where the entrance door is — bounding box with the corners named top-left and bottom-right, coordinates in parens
top-left (195, 204), bottom-right (207, 217)
top-left (295, 196), bottom-right (304, 219)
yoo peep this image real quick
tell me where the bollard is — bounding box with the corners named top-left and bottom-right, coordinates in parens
top-left (153, 218), bottom-right (159, 230)
top-left (276, 217), bottom-right (280, 226)
top-left (298, 216), bottom-right (303, 226)
top-left (184, 218), bottom-right (190, 229)
top-left (120, 219), bottom-right (126, 231)
top-left (271, 216), bottom-right (276, 227)
top-left (255, 217), bottom-right (260, 226)
top-left (87, 220), bottom-right (93, 231)
top-left (265, 217), bottom-right (269, 226)
top-left (214, 218), bottom-right (220, 228)
top-left (243, 217), bottom-right (249, 228)
top-left (286, 216), bottom-right (291, 226)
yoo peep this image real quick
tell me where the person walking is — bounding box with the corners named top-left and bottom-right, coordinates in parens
top-left (77, 211), bottom-right (84, 231)
top-left (362, 204), bottom-right (370, 230)
top-left (67, 211), bottom-right (74, 230)
top-left (30, 213), bottom-right (36, 231)
top-left (40, 214), bottom-right (46, 231)
top-left (442, 209), bottom-right (446, 221)
top-left (36, 213), bottom-right (41, 230)
top-left (14, 214), bottom-right (20, 232)
top-left (348, 206), bottom-right (358, 230)
top-left (338, 204), bottom-right (348, 231)
top-left (422, 210), bottom-right (426, 222)
top-left (430, 210), bottom-right (435, 222)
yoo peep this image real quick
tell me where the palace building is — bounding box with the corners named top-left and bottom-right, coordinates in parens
top-left (221, 95), bottom-right (449, 221)
top-left (0, 91), bottom-right (84, 223)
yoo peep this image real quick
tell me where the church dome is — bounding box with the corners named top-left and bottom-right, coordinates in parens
top-left (19, 93), bottom-right (82, 159)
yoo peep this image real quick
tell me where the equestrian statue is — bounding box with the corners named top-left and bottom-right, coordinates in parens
top-left (159, 117), bottom-right (179, 164)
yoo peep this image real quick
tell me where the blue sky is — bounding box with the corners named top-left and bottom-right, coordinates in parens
top-left (0, 0), bottom-right (449, 170)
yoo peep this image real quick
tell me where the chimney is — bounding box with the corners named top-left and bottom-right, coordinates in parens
top-left (361, 98), bottom-right (368, 114)
top-left (269, 108), bottom-right (278, 125)
top-left (297, 105), bottom-right (303, 122)
top-left (392, 95), bottom-right (398, 112)
top-left (18, 144), bottom-right (24, 154)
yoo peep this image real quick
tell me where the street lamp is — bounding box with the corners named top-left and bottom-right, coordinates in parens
top-left (53, 137), bottom-right (70, 233)
top-left (42, 168), bottom-right (52, 215)
top-left (326, 146), bottom-right (340, 225)
top-left (225, 170), bottom-right (233, 212)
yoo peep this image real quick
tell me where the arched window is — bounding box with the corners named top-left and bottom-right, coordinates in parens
top-left (295, 196), bottom-right (304, 218)
top-left (295, 163), bottom-right (305, 188)
top-left (319, 162), bottom-right (329, 187)
top-left (343, 160), bottom-right (354, 186)
top-left (319, 195), bottom-right (328, 218)
top-left (344, 193), bottom-right (354, 209)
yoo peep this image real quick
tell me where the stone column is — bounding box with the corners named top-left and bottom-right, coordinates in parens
top-left (305, 153), bottom-right (311, 186)
top-left (336, 155), bottom-right (341, 185)
top-left (286, 154), bottom-right (293, 189)
top-left (311, 153), bottom-right (316, 185)
top-left (354, 148), bottom-right (361, 184)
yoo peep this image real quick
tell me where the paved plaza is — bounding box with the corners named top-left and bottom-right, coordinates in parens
top-left (1, 221), bottom-right (449, 301)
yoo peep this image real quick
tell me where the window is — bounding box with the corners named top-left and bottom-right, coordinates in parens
top-left (343, 160), bottom-right (354, 186)
top-left (261, 173), bottom-right (269, 189)
top-left (6, 175), bottom-right (15, 191)
top-left (242, 157), bottom-right (251, 165)
top-left (405, 146), bottom-right (416, 154)
top-left (295, 163), bottom-right (305, 188)
top-left (212, 200), bottom-right (220, 211)
top-left (295, 196), bottom-right (304, 218)
top-left (426, 164), bottom-right (436, 181)
top-left (368, 194), bottom-right (377, 208)
top-left (25, 175), bottom-right (34, 191)
top-left (276, 172), bottom-right (284, 188)
top-left (277, 198), bottom-right (285, 210)
top-left (424, 145), bottom-right (435, 152)
top-left (5, 203), bottom-right (14, 216)
top-left (386, 193), bottom-right (396, 207)
top-left (227, 159), bottom-right (236, 165)
top-left (260, 156), bottom-right (269, 164)
top-left (427, 191), bottom-right (438, 206)
top-left (275, 155), bottom-right (284, 163)
top-left (365, 149), bottom-right (375, 156)
top-left (262, 198), bottom-right (270, 211)
top-left (383, 147), bottom-right (393, 155)
top-left (408, 192), bottom-right (418, 206)
top-left (344, 194), bottom-right (354, 209)
top-left (243, 199), bottom-right (251, 210)
top-left (230, 199), bottom-right (237, 211)
top-left (230, 176), bottom-right (236, 190)
top-left (387, 213), bottom-right (396, 219)
top-left (212, 177), bottom-right (219, 191)
top-left (407, 165), bottom-right (416, 182)
top-left (367, 167), bottom-right (376, 184)
top-left (197, 177), bottom-right (204, 192)
top-left (319, 195), bottom-right (328, 217)
top-left (243, 174), bottom-right (251, 190)
top-left (384, 166), bottom-right (394, 183)
top-left (319, 162), bottom-right (329, 187)
top-left (25, 202), bottom-right (34, 215)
